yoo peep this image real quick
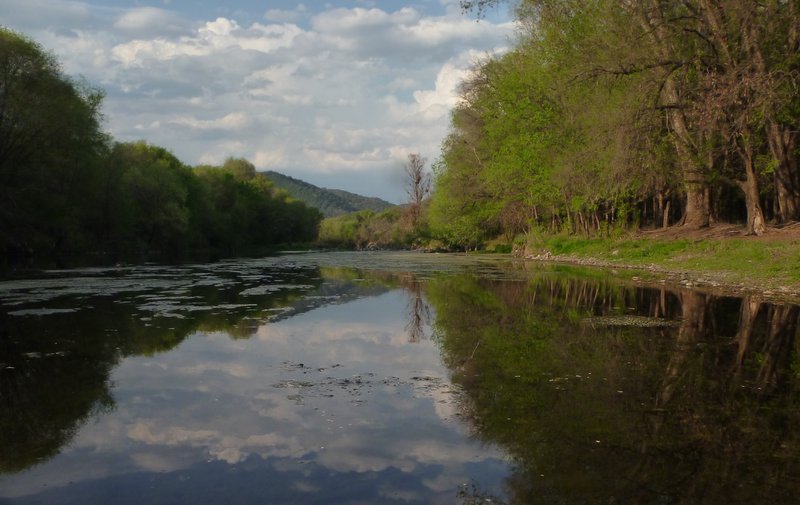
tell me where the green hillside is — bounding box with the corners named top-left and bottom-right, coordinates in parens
top-left (264, 171), bottom-right (394, 217)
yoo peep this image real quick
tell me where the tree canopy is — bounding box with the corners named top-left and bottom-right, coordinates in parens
top-left (427, 0), bottom-right (800, 249)
top-left (0, 28), bottom-right (321, 267)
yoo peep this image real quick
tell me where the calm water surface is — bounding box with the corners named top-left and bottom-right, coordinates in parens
top-left (0, 252), bottom-right (798, 504)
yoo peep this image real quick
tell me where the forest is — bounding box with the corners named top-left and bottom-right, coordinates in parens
top-left (0, 28), bottom-right (321, 267)
top-left (6, 0), bottom-right (800, 262)
top-left (424, 0), bottom-right (800, 249)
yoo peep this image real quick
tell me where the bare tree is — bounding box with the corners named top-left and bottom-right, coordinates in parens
top-left (404, 281), bottom-right (432, 343)
top-left (405, 153), bottom-right (431, 225)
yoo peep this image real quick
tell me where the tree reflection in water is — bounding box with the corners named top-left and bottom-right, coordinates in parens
top-left (0, 264), bottom-right (330, 475)
top-left (1, 259), bottom-right (799, 505)
top-left (426, 274), bottom-right (800, 505)
top-left (401, 276), bottom-right (433, 344)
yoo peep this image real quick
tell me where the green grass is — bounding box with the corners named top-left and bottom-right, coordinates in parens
top-left (533, 234), bottom-right (800, 290)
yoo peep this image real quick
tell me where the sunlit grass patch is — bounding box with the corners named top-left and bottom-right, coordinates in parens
top-left (533, 234), bottom-right (800, 289)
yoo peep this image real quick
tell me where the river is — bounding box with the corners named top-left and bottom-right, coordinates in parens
top-left (0, 252), bottom-right (798, 504)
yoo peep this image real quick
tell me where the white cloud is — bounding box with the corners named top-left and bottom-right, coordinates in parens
top-left (110, 18), bottom-right (304, 67)
top-left (264, 4), bottom-right (308, 23)
top-left (168, 112), bottom-right (251, 131)
top-left (2, 1), bottom-right (515, 202)
top-left (0, 290), bottom-right (510, 498)
top-left (311, 7), bottom-right (420, 34)
top-left (127, 421), bottom-right (306, 465)
top-left (177, 361), bottom-right (254, 378)
top-left (254, 148), bottom-right (287, 168)
top-left (113, 7), bottom-right (191, 36)
top-left (196, 140), bottom-right (248, 166)
top-left (384, 60), bottom-right (470, 124)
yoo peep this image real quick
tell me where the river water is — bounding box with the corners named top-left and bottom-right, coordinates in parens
top-left (0, 252), bottom-right (798, 504)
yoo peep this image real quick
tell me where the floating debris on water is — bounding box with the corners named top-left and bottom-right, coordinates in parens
top-left (240, 284), bottom-right (315, 296)
top-left (582, 315), bottom-right (680, 328)
top-left (9, 308), bottom-right (79, 316)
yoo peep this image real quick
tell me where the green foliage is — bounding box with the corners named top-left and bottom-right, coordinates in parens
top-left (0, 28), bottom-right (107, 264)
top-left (222, 157), bottom-right (257, 181)
top-left (84, 142), bottom-right (322, 261)
top-left (108, 142), bottom-right (191, 257)
top-left (431, 0), bottom-right (800, 245)
top-left (0, 29), bottom-right (322, 267)
top-left (318, 206), bottom-right (419, 249)
top-left (190, 160), bottom-right (322, 255)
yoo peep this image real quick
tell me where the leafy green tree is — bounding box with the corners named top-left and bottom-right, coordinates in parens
top-left (317, 207), bottom-right (414, 250)
top-left (0, 28), bottom-right (106, 264)
top-left (109, 142), bottom-right (191, 257)
top-left (222, 157), bottom-right (257, 181)
top-left (444, 0), bottom-right (800, 242)
top-left (193, 162), bottom-right (321, 253)
top-left (0, 29), bottom-right (322, 267)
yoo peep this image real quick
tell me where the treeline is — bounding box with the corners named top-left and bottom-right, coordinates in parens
top-left (0, 29), bottom-right (321, 267)
top-left (426, 0), bottom-right (800, 249)
top-left (318, 206), bottom-right (422, 249)
top-left (317, 154), bottom-right (439, 251)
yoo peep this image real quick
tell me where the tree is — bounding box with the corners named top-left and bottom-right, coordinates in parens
top-left (110, 142), bottom-right (191, 256)
top-left (0, 28), bottom-right (106, 263)
top-left (455, 0), bottom-right (800, 237)
top-left (222, 157), bottom-right (256, 181)
top-left (404, 153), bottom-right (431, 226)
top-left (0, 28), bottom-right (323, 266)
top-left (193, 161), bottom-right (322, 252)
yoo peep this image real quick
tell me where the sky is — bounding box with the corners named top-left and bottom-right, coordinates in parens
top-left (1, 0), bottom-right (515, 202)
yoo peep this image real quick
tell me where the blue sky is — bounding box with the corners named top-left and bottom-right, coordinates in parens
top-left (1, 0), bottom-right (514, 202)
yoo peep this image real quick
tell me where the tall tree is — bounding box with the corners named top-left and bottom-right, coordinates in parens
top-left (404, 153), bottom-right (431, 226)
top-left (457, 0), bottom-right (800, 236)
top-left (0, 28), bottom-right (106, 262)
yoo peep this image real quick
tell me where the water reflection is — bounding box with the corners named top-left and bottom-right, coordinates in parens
top-left (402, 278), bottom-right (433, 344)
top-left (0, 259), bottom-right (330, 476)
top-left (0, 253), bottom-right (798, 504)
top-left (0, 256), bottom-right (507, 504)
top-left (427, 273), bottom-right (800, 504)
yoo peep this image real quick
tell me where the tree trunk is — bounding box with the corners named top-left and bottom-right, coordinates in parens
top-left (655, 188), bottom-right (673, 228)
top-left (565, 207), bottom-right (573, 234)
top-left (757, 305), bottom-right (799, 390)
top-left (633, 2), bottom-right (711, 228)
top-left (767, 122), bottom-right (800, 222)
top-left (731, 296), bottom-right (762, 380)
top-left (658, 290), bottom-right (707, 406)
top-left (577, 210), bottom-right (589, 238)
top-left (738, 143), bottom-right (767, 236)
top-left (683, 182), bottom-right (710, 229)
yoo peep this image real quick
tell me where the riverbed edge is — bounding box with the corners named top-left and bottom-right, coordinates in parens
top-left (515, 235), bottom-right (800, 304)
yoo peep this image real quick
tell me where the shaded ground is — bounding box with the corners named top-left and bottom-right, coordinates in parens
top-left (638, 221), bottom-right (800, 241)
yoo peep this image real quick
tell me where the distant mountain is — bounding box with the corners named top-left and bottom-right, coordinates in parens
top-left (264, 171), bottom-right (395, 218)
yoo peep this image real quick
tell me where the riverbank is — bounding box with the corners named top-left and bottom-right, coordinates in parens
top-left (522, 223), bottom-right (800, 303)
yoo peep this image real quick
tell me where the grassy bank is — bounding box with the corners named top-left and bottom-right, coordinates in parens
top-left (525, 228), bottom-right (800, 297)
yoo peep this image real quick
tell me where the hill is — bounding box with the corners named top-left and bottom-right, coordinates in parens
top-left (264, 171), bottom-right (395, 218)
